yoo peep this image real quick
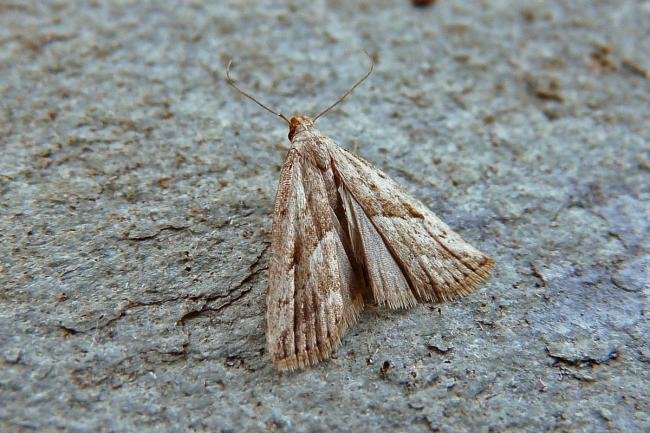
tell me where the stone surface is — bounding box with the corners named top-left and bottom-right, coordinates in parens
top-left (1, 1), bottom-right (648, 432)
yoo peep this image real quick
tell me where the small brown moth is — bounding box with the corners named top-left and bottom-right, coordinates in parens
top-left (226, 56), bottom-right (494, 371)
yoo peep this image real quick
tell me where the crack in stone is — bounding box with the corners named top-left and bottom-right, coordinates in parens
top-left (178, 262), bottom-right (268, 324)
top-left (120, 224), bottom-right (192, 241)
top-left (78, 244), bottom-right (269, 332)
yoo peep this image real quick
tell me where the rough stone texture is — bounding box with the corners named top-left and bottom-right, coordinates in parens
top-left (1, 1), bottom-right (648, 432)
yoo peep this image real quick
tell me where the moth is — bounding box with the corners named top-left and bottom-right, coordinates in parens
top-left (226, 56), bottom-right (494, 371)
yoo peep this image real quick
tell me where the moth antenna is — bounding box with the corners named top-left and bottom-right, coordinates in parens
top-left (313, 51), bottom-right (374, 121)
top-left (226, 60), bottom-right (290, 124)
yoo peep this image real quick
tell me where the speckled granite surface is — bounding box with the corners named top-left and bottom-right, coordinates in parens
top-left (1, 1), bottom-right (648, 432)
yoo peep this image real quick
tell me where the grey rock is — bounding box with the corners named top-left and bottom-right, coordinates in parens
top-left (544, 332), bottom-right (619, 367)
top-left (427, 335), bottom-right (453, 354)
top-left (1, 1), bottom-right (648, 432)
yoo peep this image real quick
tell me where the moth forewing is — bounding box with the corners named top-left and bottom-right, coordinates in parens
top-left (327, 142), bottom-right (494, 303)
top-left (267, 126), bottom-right (364, 371)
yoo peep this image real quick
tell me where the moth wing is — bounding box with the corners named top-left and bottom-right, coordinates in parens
top-left (267, 150), bottom-right (364, 371)
top-left (329, 144), bottom-right (494, 304)
top-left (339, 185), bottom-right (417, 309)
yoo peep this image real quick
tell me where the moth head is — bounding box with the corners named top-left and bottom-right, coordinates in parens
top-left (288, 115), bottom-right (314, 141)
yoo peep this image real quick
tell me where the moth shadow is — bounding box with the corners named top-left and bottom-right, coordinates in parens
top-left (350, 304), bottom-right (421, 337)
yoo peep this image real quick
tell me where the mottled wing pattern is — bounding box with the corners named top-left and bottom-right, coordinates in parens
top-left (267, 149), bottom-right (363, 371)
top-left (329, 143), bottom-right (494, 304)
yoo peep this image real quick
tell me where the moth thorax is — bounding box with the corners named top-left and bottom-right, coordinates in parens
top-left (288, 115), bottom-right (314, 141)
